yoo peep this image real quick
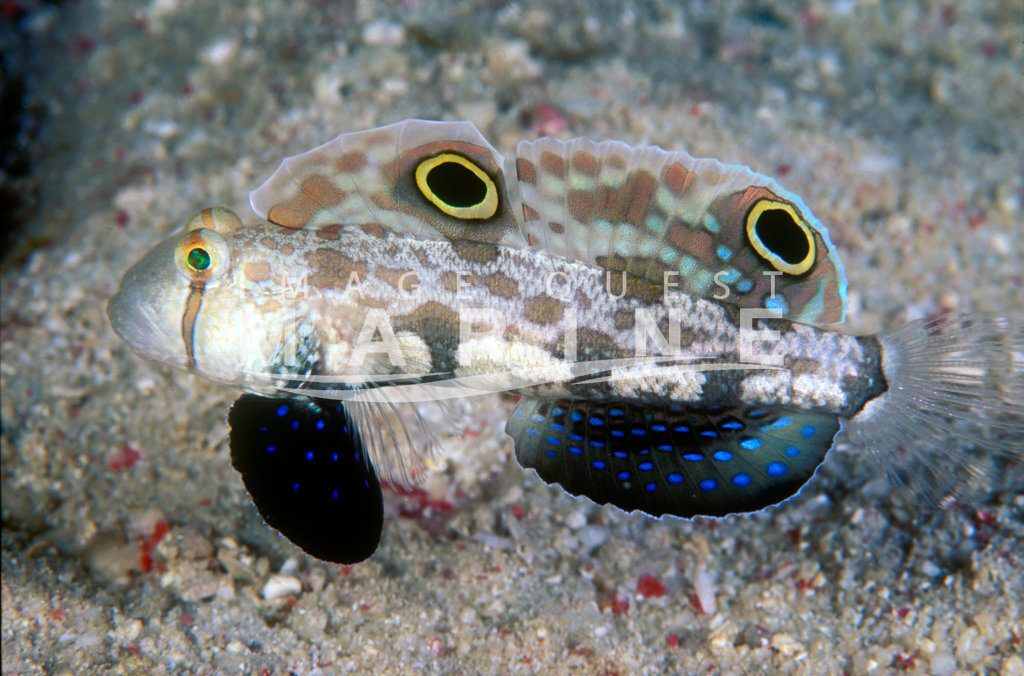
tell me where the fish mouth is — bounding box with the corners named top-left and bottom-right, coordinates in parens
top-left (106, 244), bottom-right (190, 369)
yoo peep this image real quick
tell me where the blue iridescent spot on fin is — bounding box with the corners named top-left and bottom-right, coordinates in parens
top-left (332, 489), bottom-right (338, 500)
top-left (667, 473), bottom-right (683, 484)
top-left (291, 420), bottom-right (299, 430)
top-left (638, 462), bottom-right (654, 471)
top-left (737, 279), bottom-right (754, 293)
top-left (315, 419), bottom-right (325, 431)
top-left (699, 478), bottom-right (717, 491)
top-left (611, 430), bottom-right (625, 438)
top-left (532, 414), bottom-right (544, 423)
top-left (550, 423), bottom-right (565, 432)
top-left (593, 460), bottom-right (606, 469)
top-left (645, 483), bottom-right (657, 492)
top-left (651, 424), bottom-right (667, 432)
top-left (713, 450), bottom-right (733, 462)
top-left (700, 429), bottom-right (719, 438)
top-left (617, 471), bottom-right (631, 481)
top-left (674, 425), bottom-right (690, 433)
top-left (568, 446), bottom-right (584, 455)
top-left (631, 428), bottom-right (647, 436)
top-left (763, 416), bottom-right (792, 430)
top-left (721, 420), bottom-right (744, 430)
top-left (609, 408), bottom-right (624, 417)
top-left (305, 450), bottom-right (314, 461)
top-left (766, 462), bottom-right (787, 477)
top-left (275, 405), bottom-right (288, 417)
top-left (613, 450), bottom-right (628, 458)
top-left (527, 428), bottom-right (539, 436)
top-left (546, 450), bottom-right (556, 458)
top-left (657, 444), bottom-right (674, 452)
top-left (716, 245), bottom-right (733, 261)
top-left (732, 473), bottom-right (752, 487)
top-left (266, 445), bottom-right (276, 453)
top-left (589, 440), bottom-right (605, 448)
top-left (568, 433), bottom-right (583, 441)
top-left (740, 438), bottom-right (762, 451)
top-left (589, 417), bottom-right (604, 427)
top-left (551, 406), bottom-right (565, 416)
top-left (801, 425), bottom-right (816, 438)
top-left (570, 412), bottom-right (583, 422)
top-left (683, 453), bottom-right (704, 462)
top-left (331, 453), bottom-right (338, 462)
top-left (785, 446), bottom-right (800, 457)
top-left (292, 482), bottom-right (299, 490)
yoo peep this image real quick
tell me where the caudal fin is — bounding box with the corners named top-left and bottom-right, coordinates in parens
top-left (843, 314), bottom-right (1023, 503)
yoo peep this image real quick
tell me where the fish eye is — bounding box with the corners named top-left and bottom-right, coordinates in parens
top-left (414, 153), bottom-right (499, 220)
top-left (186, 247), bottom-right (212, 272)
top-left (744, 198), bottom-right (815, 275)
top-left (175, 224), bottom-right (230, 284)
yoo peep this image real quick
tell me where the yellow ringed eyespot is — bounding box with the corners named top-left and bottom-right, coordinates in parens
top-left (744, 199), bottom-right (816, 275)
top-left (414, 153), bottom-right (499, 220)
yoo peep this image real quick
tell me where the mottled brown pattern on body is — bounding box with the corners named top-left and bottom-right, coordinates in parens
top-left (279, 243), bottom-right (295, 256)
top-left (306, 248), bottom-right (368, 289)
top-left (523, 204), bottom-right (540, 221)
top-left (257, 299), bottom-right (282, 313)
top-left (524, 294), bottom-right (565, 325)
top-left (483, 273), bottom-right (519, 298)
top-left (451, 241), bottom-right (499, 264)
top-left (548, 221), bottom-right (565, 234)
top-left (375, 267), bottom-right (419, 291)
top-left (785, 356), bottom-right (824, 377)
top-left (570, 327), bottom-right (631, 361)
top-left (259, 236), bottom-right (278, 251)
top-left (317, 224), bottom-right (342, 240)
top-left (244, 261), bottom-right (271, 283)
top-left (614, 310), bottom-right (635, 331)
top-left (359, 223), bottom-right (387, 238)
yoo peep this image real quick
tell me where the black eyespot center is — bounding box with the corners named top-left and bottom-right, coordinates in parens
top-left (425, 161), bottom-right (487, 208)
top-left (754, 208), bottom-right (810, 265)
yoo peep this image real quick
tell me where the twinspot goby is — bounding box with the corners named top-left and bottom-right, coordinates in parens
top-left (107, 120), bottom-right (1023, 563)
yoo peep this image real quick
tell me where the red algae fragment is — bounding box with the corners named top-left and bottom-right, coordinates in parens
top-left (636, 573), bottom-right (667, 598)
top-left (108, 445), bottom-right (141, 471)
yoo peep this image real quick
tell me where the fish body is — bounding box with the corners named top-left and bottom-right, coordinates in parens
top-left (108, 120), bottom-right (1022, 563)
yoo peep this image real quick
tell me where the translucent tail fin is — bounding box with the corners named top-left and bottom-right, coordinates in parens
top-left (843, 314), bottom-right (1023, 504)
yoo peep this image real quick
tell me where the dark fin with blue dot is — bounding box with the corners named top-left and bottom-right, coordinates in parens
top-left (506, 398), bottom-right (840, 518)
top-left (228, 394), bottom-right (383, 564)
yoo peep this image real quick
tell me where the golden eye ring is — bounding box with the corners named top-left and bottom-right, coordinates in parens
top-left (414, 153), bottom-right (499, 220)
top-left (744, 199), bottom-right (816, 275)
top-left (175, 223), bottom-right (231, 284)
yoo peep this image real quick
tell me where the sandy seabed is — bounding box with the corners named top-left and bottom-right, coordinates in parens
top-left (2, 1), bottom-right (1022, 673)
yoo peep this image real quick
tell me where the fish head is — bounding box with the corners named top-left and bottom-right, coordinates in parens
top-left (108, 207), bottom-right (309, 387)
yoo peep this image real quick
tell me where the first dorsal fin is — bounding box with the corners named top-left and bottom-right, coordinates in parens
top-left (249, 119), bottom-right (525, 246)
top-left (515, 136), bottom-right (848, 324)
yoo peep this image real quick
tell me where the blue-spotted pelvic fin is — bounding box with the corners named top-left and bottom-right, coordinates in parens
top-left (507, 397), bottom-right (841, 518)
top-left (249, 119), bottom-right (526, 247)
top-left (515, 137), bottom-right (848, 324)
top-left (228, 394), bottom-right (383, 564)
